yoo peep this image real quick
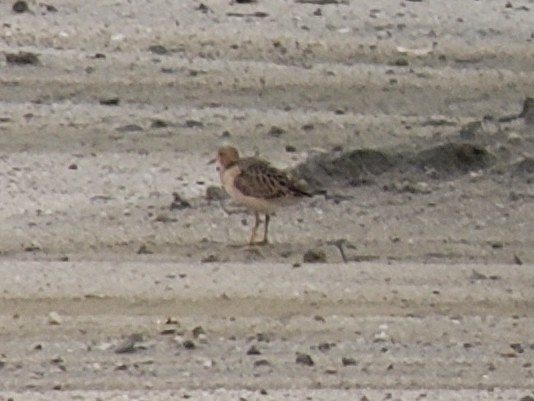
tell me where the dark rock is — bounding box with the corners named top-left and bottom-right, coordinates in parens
top-left (201, 254), bottom-right (219, 263)
top-left (246, 345), bottom-right (261, 355)
top-left (182, 340), bottom-right (196, 349)
top-left (317, 342), bottom-right (335, 352)
top-left (185, 119), bottom-right (204, 128)
top-left (68, 163), bottom-right (78, 170)
top-left (341, 356), bottom-right (357, 366)
top-left (6, 52), bottom-right (40, 65)
top-left (151, 119), bottom-right (170, 128)
top-left (99, 96), bottom-right (120, 106)
top-left (192, 326), bottom-right (206, 338)
top-left (12, 0), bottom-right (29, 13)
top-left (116, 124), bottom-right (143, 133)
top-left (254, 359), bottom-right (271, 367)
top-left (296, 352), bottom-right (314, 366)
top-left (43, 4), bottom-right (58, 12)
top-left (459, 121), bottom-right (483, 140)
top-left (267, 126), bottom-right (285, 137)
top-left (510, 343), bottom-right (524, 353)
top-left (206, 186), bottom-right (227, 201)
top-left (285, 145), bottom-right (297, 152)
top-left (196, 3), bottom-right (210, 13)
top-left (115, 334), bottom-right (143, 354)
top-left (303, 248), bottom-right (327, 263)
top-left (170, 192), bottom-right (191, 210)
top-left (137, 244), bottom-right (153, 255)
top-left (148, 45), bottom-right (169, 55)
top-left (518, 97), bottom-right (534, 125)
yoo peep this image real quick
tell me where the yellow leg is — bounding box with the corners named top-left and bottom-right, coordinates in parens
top-left (248, 212), bottom-right (262, 245)
top-left (258, 214), bottom-right (270, 245)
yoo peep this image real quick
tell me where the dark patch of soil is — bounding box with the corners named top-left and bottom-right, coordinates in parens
top-left (295, 142), bottom-right (497, 189)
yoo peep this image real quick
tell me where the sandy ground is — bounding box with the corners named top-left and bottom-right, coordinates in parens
top-left (1, 0), bottom-right (534, 399)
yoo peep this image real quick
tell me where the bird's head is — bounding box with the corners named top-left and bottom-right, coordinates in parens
top-left (216, 145), bottom-right (240, 171)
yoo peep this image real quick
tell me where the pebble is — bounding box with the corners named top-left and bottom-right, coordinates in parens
top-left (342, 356), bottom-right (357, 366)
top-left (12, 0), bottom-right (29, 13)
top-left (115, 333), bottom-right (143, 354)
top-left (5, 52), bottom-right (40, 65)
top-left (48, 311), bottom-right (62, 325)
top-left (206, 186), bottom-right (227, 201)
top-left (303, 248), bottom-right (327, 263)
top-left (170, 192), bottom-right (192, 210)
top-left (295, 352), bottom-right (314, 366)
top-left (246, 345), bottom-right (261, 355)
top-left (99, 96), bottom-right (120, 106)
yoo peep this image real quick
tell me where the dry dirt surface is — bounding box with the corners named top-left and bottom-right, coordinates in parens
top-left (1, 0), bottom-right (534, 399)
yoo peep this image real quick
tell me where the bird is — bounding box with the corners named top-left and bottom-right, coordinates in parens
top-left (215, 145), bottom-right (312, 245)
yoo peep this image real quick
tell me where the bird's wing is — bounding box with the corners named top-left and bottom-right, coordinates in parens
top-left (234, 158), bottom-right (311, 199)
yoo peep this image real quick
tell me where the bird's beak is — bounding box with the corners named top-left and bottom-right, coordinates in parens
top-left (207, 158), bottom-right (216, 165)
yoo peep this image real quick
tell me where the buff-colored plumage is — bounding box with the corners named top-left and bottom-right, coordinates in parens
top-left (216, 146), bottom-right (311, 245)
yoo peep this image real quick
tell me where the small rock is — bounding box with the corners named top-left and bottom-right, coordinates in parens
top-left (185, 119), bottom-right (204, 128)
top-left (137, 244), bottom-right (153, 255)
top-left (459, 121), bottom-right (483, 140)
top-left (507, 132), bottom-right (522, 145)
top-left (116, 124), bottom-right (143, 133)
top-left (324, 367), bottom-right (337, 374)
top-left (317, 342), bottom-right (334, 352)
top-left (192, 326), bottom-right (205, 338)
top-left (296, 352), bottom-right (314, 366)
top-left (254, 359), bottom-right (271, 367)
top-left (514, 254), bottom-right (524, 265)
top-left (510, 343), bottom-right (524, 353)
top-left (170, 192), bottom-right (191, 210)
top-left (115, 333), bottom-right (143, 354)
top-left (6, 52), bottom-right (40, 65)
top-left (246, 345), bottom-right (261, 355)
top-left (148, 45), bottom-right (169, 55)
top-left (373, 331), bottom-right (390, 343)
top-left (99, 96), bottom-right (120, 106)
top-left (202, 359), bottom-right (214, 368)
top-left (151, 119), bottom-right (170, 128)
top-left (196, 3), bottom-right (210, 13)
top-left (182, 340), bottom-right (196, 350)
top-left (519, 97), bottom-right (534, 125)
top-left (48, 311), bottom-right (62, 325)
top-left (341, 356), bottom-right (357, 366)
top-left (43, 3), bottom-right (58, 12)
top-left (12, 0), bottom-right (29, 13)
top-left (470, 269), bottom-right (487, 280)
top-left (303, 248), bottom-right (327, 263)
top-left (206, 186), bottom-right (227, 201)
top-left (285, 145), bottom-right (297, 152)
top-left (519, 396), bottom-right (534, 401)
top-left (155, 213), bottom-right (178, 223)
top-left (68, 163), bottom-right (78, 170)
top-left (201, 254), bottom-right (219, 263)
top-left (256, 332), bottom-right (272, 342)
top-left (267, 126), bottom-right (285, 137)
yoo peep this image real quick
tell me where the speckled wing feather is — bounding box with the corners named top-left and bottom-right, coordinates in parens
top-left (234, 158), bottom-right (311, 200)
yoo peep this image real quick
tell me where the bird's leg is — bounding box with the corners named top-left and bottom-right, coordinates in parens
top-left (258, 214), bottom-right (270, 245)
top-left (249, 211), bottom-right (262, 245)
